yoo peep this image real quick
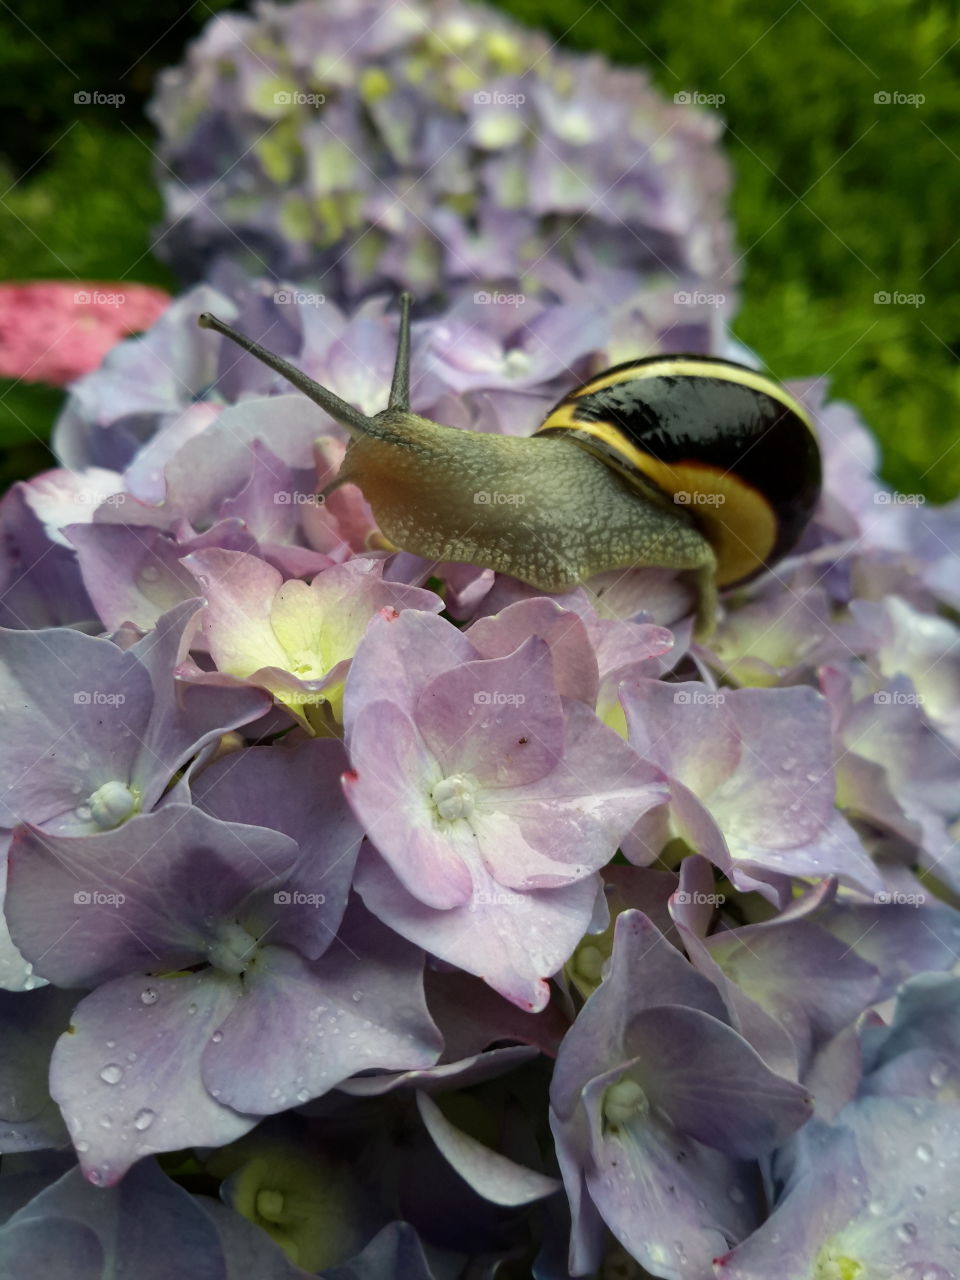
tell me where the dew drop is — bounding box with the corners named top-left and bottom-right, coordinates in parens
top-left (139, 988), bottom-right (158, 1005)
top-left (134, 1108), bottom-right (155, 1131)
top-left (948, 1209), bottom-right (960, 1226)
top-left (211, 1030), bottom-right (223, 1044)
top-left (296, 1089), bottom-right (310, 1103)
top-left (896, 1222), bottom-right (918, 1242)
top-left (780, 756), bottom-right (797, 771)
top-left (351, 990), bottom-right (363, 1003)
top-left (74, 805), bottom-right (92, 822)
top-left (99, 1064), bottom-right (123, 1085)
top-left (187, 1003), bottom-right (198, 1016)
top-left (99, 1114), bottom-right (113, 1129)
top-left (916, 1143), bottom-right (933, 1162)
top-left (75, 1139), bottom-right (90, 1153)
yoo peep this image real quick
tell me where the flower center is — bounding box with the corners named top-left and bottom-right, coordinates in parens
top-left (603, 1077), bottom-right (649, 1128)
top-left (87, 781), bottom-right (139, 829)
top-left (431, 773), bottom-right (476, 821)
top-left (256, 1188), bottom-right (286, 1224)
top-left (207, 921), bottom-right (259, 975)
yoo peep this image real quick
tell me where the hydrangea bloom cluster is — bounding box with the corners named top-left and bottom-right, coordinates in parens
top-left (1, 270), bottom-right (958, 1278)
top-left (149, 0), bottom-right (735, 309)
top-left (0, 283), bottom-right (170, 386)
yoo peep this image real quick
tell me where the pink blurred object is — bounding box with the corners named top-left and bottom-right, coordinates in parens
top-left (0, 281), bottom-right (171, 386)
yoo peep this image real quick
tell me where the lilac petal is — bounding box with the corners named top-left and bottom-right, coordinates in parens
top-left (342, 609), bottom-right (475, 739)
top-left (0, 484), bottom-right (95, 629)
top-left (0, 625), bottom-right (152, 832)
top-left (339, 1045), bottom-right (538, 1097)
top-left (626, 1005), bottom-right (813, 1157)
top-left (162, 395), bottom-right (325, 523)
top-left (713, 1121), bottom-right (866, 1278)
top-left (578, 1063), bottom-right (758, 1278)
top-left (466, 598), bottom-right (600, 704)
top-left (622, 677), bottom-right (741, 795)
top-left (551, 911), bottom-right (728, 1121)
top-left (707, 687), bottom-right (837, 845)
top-left (128, 600), bottom-right (271, 810)
top-left (473, 700), bottom-right (668, 889)
top-left (322, 1222), bottom-right (436, 1280)
top-left (355, 843), bottom-right (601, 1013)
top-left (191, 739), bottom-right (362, 959)
top-left (7, 805), bottom-right (299, 986)
top-left (415, 1091), bottom-right (560, 1206)
top-left (50, 970), bottom-right (256, 1185)
top-left (416, 638), bottom-right (564, 787)
top-left (201, 915), bottom-right (440, 1115)
top-left (67, 519), bottom-right (259, 633)
top-left (703, 919), bottom-right (879, 1074)
top-left (345, 701), bottom-right (474, 909)
top-left (0, 833), bottom-right (41, 992)
top-left (4, 1158), bottom-right (242, 1280)
top-left (728, 811), bottom-right (883, 897)
top-left (0, 1215), bottom-right (103, 1278)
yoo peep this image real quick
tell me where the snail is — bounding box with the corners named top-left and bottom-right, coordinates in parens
top-left (198, 295), bottom-right (820, 636)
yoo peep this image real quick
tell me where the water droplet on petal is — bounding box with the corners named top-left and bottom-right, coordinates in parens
top-left (99, 1064), bottom-right (123, 1085)
top-left (134, 1108), bottom-right (155, 1131)
top-left (916, 1143), bottom-right (933, 1162)
top-left (140, 988), bottom-right (158, 1005)
top-left (351, 991), bottom-right (363, 1003)
top-left (896, 1222), bottom-right (918, 1242)
top-left (211, 1030), bottom-right (223, 1044)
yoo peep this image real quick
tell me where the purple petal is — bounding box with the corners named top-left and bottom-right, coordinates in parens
top-left (415, 1091), bottom-right (560, 1206)
top-left (200, 903), bottom-right (441, 1113)
top-left (49, 970), bottom-right (256, 1184)
top-left (7, 805), bottom-right (299, 986)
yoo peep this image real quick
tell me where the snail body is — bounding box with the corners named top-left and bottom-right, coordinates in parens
top-left (198, 298), bottom-right (820, 637)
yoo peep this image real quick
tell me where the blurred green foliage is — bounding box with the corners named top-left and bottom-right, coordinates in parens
top-left (0, 0), bottom-right (958, 501)
top-left (500, 0), bottom-right (960, 501)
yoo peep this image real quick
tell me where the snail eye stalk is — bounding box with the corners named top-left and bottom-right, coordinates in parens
top-left (387, 291), bottom-right (413, 413)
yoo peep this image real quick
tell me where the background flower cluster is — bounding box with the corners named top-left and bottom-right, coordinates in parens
top-left (1, 0), bottom-right (959, 1277)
